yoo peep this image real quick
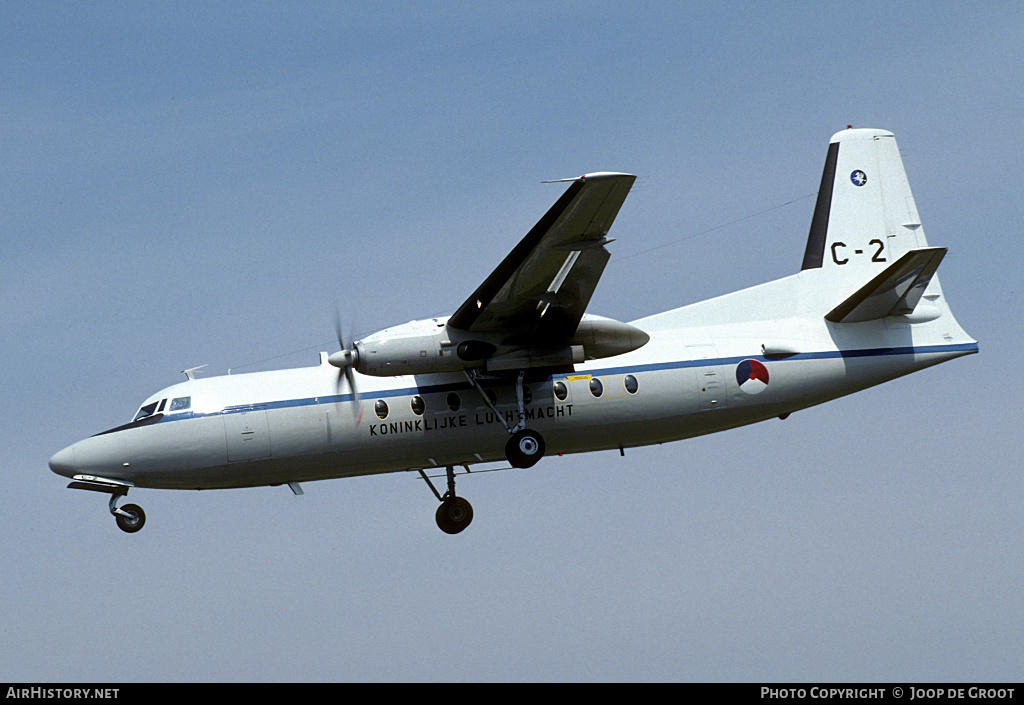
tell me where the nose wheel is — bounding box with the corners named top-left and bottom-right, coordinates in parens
top-left (66, 476), bottom-right (147, 534)
top-left (114, 502), bottom-right (146, 533)
top-left (108, 491), bottom-right (146, 533)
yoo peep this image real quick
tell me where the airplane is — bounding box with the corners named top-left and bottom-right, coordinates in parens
top-left (49, 127), bottom-right (977, 534)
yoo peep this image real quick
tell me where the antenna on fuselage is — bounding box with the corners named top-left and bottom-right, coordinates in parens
top-left (182, 365), bottom-right (208, 381)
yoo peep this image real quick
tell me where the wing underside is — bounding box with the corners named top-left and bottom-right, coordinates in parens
top-left (448, 172), bottom-right (636, 346)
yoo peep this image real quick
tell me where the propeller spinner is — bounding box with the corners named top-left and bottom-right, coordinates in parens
top-left (328, 317), bottom-right (361, 406)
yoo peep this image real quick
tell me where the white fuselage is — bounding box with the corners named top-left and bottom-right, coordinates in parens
top-left (48, 266), bottom-right (977, 491)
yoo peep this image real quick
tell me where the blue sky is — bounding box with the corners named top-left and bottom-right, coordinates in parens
top-left (2, 1), bottom-right (1020, 682)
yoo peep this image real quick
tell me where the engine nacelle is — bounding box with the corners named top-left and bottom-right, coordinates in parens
top-left (486, 346), bottom-right (585, 372)
top-left (570, 314), bottom-right (650, 360)
top-left (357, 318), bottom-right (466, 376)
top-left (353, 313), bottom-right (650, 377)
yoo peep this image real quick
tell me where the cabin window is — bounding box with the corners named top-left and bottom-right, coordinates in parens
top-left (446, 392), bottom-right (461, 412)
top-left (133, 401), bottom-right (159, 422)
top-left (624, 375), bottom-right (639, 394)
top-left (589, 378), bottom-right (603, 397)
top-left (410, 395), bottom-right (425, 416)
top-left (374, 400), bottom-right (389, 420)
top-left (522, 385), bottom-right (532, 405)
top-left (553, 381), bottom-right (568, 401)
top-left (169, 396), bottom-right (191, 411)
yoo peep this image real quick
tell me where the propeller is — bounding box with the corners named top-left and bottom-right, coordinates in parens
top-left (328, 313), bottom-right (361, 409)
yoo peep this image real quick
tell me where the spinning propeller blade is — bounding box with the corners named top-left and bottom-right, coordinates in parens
top-left (329, 313), bottom-right (361, 408)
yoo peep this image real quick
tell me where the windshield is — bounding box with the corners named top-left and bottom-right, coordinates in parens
top-left (133, 401), bottom-right (160, 422)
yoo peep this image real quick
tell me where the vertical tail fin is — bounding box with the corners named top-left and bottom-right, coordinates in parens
top-left (801, 128), bottom-right (930, 284)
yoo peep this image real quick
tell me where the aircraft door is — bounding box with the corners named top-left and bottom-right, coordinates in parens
top-left (224, 406), bottom-right (272, 462)
top-left (687, 345), bottom-right (728, 410)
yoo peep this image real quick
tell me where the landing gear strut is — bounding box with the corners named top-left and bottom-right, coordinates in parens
top-left (67, 476), bottom-right (146, 533)
top-left (419, 465), bottom-right (474, 534)
top-left (464, 369), bottom-right (546, 469)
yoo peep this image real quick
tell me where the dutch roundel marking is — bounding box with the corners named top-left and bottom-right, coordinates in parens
top-left (850, 170), bottom-right (867, 186)
top-left (736, 359), bottom-right (769, 394)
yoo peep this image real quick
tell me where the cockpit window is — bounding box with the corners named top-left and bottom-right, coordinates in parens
top-left (133, 401), bottom-right (160, 422)
top-left (169, 396), bottom-right (191, 412)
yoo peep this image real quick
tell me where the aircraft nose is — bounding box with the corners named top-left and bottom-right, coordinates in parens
top-left (49, 445), bottom-right (78, 478)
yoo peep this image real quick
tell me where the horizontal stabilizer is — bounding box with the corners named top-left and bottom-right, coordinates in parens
top-left (825, 247), bottom-right (946, 323)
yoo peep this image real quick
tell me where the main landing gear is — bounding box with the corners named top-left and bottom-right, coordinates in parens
top-left (465, 369), bottom-right (546, 469)
top-left (419, 465), bottom-right (474, 534)
top-left (419, 370), bottom-right (547, 534)
top-left (505, 428), bottom-right (545, 469)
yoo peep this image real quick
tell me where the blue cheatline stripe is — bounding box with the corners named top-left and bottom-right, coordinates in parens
top-left (158, 341), bottom-right (977, 424)
top-left (562, 341), bottom-right (978, 379)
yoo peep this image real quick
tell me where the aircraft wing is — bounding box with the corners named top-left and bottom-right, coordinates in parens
top-left (448, 172), bottom-right (636, 345)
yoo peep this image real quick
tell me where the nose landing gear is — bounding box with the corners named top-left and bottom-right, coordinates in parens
top-left (104, 486), bottom-right (147, 533)
top-left (112, 496), bottom-right (146, 533)
top-left (67, 475), bottom-right (147, 533)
